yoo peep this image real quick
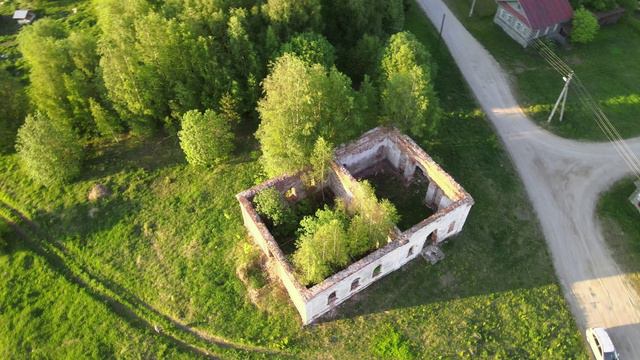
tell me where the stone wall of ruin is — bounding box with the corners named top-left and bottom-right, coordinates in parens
top-left (302, 198), bottom-right (471, 322)
top-left (237, 127), bottom-right (474, 325)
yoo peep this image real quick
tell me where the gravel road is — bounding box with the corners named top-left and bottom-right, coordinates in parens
top-left (417, 0), bottom-right (640, 357)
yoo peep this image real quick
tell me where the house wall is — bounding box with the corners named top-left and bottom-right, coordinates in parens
top-left (494, 4), bottom-right (561, 47)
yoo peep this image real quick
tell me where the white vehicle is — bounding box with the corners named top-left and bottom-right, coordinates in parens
top-left (585, 327), bottom-right (620, 360)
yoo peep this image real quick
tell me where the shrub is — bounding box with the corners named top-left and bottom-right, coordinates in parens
top-left (572, 8), bottom-right (600, 44)
top-left (236, 242), bottom-right (267, 289)
top-left (178, 109), bottom-right (234, 166)
top-left (16, 112), bottom-right (83, 186)
top-left (254, 187), bottom-right (297, 233)
top-left (371, 325), bottom-right (415, 360)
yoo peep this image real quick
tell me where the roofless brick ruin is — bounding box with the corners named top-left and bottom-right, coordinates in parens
top-left (236, 128), bottom-right (474, 324)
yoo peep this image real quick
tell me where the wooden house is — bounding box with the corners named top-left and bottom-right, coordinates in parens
top-left (494, 0), bottom-right (573, 47)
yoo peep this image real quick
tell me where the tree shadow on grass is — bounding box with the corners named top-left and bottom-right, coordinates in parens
top-left (313, 204), bottom-right (561, 324)
top-left (2, 199), bottom-right (284, 358)
top-left (29, 195), bottom-right (139, 246)
top-left (81, 136), bottom-right (186, 181)
top-left (0, 15), bottom-right (19, 37)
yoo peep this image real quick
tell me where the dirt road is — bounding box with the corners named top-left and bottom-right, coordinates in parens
top-left (417, 0), bottom-right (640, 357)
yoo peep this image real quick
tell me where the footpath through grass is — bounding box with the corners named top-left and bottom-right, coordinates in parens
top-left (598, 178), bottom-right (640, 295)
top-left (444, 0), bottom-right (640, 141)
top-left (0, 1), bottom-right (587, 358)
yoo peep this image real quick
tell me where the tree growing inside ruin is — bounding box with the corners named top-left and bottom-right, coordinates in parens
top-left (16, 112), bottom-right (83, 186)
top-left (253, 187), bottom-right (297, 236)
top-left (307, 137), bottom-right (334, 194)
top-left (292, 181), bottom-right (399, 285)
top-left (293, 204), bottom-right (350, 285)
top-left (178, 109), bottom-right (234, 167)
top-left (347, 181), bottom-right (399, 256)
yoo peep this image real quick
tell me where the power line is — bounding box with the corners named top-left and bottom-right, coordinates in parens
top-left (532, 39), bottom-right (640, 180)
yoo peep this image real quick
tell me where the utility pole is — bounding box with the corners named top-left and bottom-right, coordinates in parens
top-left (469, 0), bottom-right (478, 17)
top-left (438, 13), bottom-right (446, 49)
top-left (548, 72), bottom-right (573, 123)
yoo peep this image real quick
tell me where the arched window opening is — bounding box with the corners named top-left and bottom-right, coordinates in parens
top-left (407, 246), bottom-right (414, 257)
top-left (350, 278), bottom-right (360, 291)
top-left (327, 291), bottom-right (337, 305)
top-left (372, 264), bottom-right (382, 278)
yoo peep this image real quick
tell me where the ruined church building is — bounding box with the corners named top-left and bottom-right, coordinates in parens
top-left (237, 128), bottom-right (474, 324)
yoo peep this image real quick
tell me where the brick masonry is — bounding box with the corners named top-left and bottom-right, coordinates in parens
top-left (236, 127), bottom-right (474, 324)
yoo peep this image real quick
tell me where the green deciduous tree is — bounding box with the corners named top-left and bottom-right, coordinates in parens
top-left (18, 19), bottom-right (100, 133)
top-left (178, 109), bottom-right (234, 166)
top-left (253, 187), bottom-right (298, 237)
top-left (96, 0), bottom-right (165, 134)
top-left (16, 112), bottom-right (83, 186)
top-left (89, 98), bottom-right (122, 141)
top-left (307, 137), bottom-right (334, 191)
top-left (322, 0), bottom-right (404, 49)
top-left (572, 7), bottom-right (600, 44)
top-left (379, 31), bottom-right (440, 137)
top-left (570, 0), bottom-right (617, 11)
top-left (347, 180), bottom-right (399, 256)
top-left (618, 0), bottom-right (638, 11)
top-left (279, 32), bottom-right (335, 68)
top-left (344, 34), bottom-right (383, 84)
top-left (354, 75), bottom-right (380, 131)
top-left (227, 8), bottom-right (261, 114)
top-left (0, 69), bottom-right (28, 153)
top-left (293, 205), bottom-right (350, 285)
top-left (291, 180), bottom-right (399, 285)
top-left (256, 54), bottom-right (355, 177)
top-left (264, 0), bottom-right (323, 38)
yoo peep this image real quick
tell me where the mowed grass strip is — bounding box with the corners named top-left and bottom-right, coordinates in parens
top-left (444, 0), bottom-right (640, 141)
top-left (0, 1), bottom-right (587, 358)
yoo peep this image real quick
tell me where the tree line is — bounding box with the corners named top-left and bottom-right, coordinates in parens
top-left (5, 0), bottom-right (441, 186)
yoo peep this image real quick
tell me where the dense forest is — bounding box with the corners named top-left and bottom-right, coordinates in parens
top-left (2, 0), bottom-right (441, 187)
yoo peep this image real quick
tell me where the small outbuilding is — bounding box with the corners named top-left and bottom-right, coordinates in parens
top-left (494, 0), bottom-right (573, 47)
top-left (12, 10), bottom-right (36, 25)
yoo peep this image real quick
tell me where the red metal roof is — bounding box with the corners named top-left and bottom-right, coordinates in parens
top-left (501, 2), bottom-right (531, 27)
top-left (499, 0), bottom-right (573, 30)
top-left (521, 0), bottom-right (573, 29)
